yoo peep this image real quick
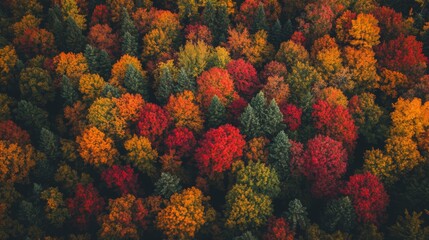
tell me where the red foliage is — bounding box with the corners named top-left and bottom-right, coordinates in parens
top-left (137, 103), bottom-right (170, 144)
top-left (185, 24), bottom-right (213, 44)
top-left (165, 127), bottom-right (196, 157)
top-left (312, 99), bottom-right (358, 152)
top-left (376, 34), bottom-right (428, 79)
top-left (90, 4), bottom-right (110, 26)
top-left (88, 24), bottom-right (119, 57)
top-left (263, 217), bottom-right (294, 240)
top-left (293, 135), bottom-right (347, 198)
top-left (194, 124), bottom-right (246, 176)
top-left (67, 183), bottom-right (105, 229)
top-left (280, 104), bottom-right (302, 131)
top-left (227, 97), bottom-right (248, 123)
top-left (342, 173), bottom-right (389, 225)
top-left (101, 165), bottom-right (139, 195)
top-left (260, 61), bottom-right (288, 83)
top-left (0, 120), bottom-right (31, 146)
top-left (14, 28), bottom-right (55, 57)
top-left (290, 31), bottom-right (306, 46)
top-left (372, 6), bottom-right (404, 40)
top-left (227, 59), bottom-right (261, 99)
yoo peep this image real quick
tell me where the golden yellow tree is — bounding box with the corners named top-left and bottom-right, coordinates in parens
top-left (106, 0), bottom-right (134, 23)
top-left (76, 127), bottom-right (118, 167)
top-left (124, 135), bottom-right (158, 177)
top-left (390, 98), bottom-right (429, 138)
top-left (78, 74), bottom-right (106, 102)
top-left (110, 54), bottom-right (145, 89)
top-left (87, 97), bottom-right (127, 137)
top-left (385, 136), bottom-right (423, 174)
top-left (349, 13), bottom-right (380, 48)
top-left (0, 141), bottom-right (36, 183)
top-left (0, 45), bottom-right (18, 86)
top-left (363, 149), bottom-right (396, 184)
top-left (53, 52), bottom-right (89, 86)
top-left (61, 0), bottom-right (86, 29)
top-left (165, 91), bottom-right (204, 133)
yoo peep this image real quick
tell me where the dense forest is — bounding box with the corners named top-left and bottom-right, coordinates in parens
top-left (1, 0), bottom-right (429, 239)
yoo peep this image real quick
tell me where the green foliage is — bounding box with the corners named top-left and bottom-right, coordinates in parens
top-left (154, 172), bottom-right (182, 198)
top-left (203, 1), bottom-right (229, 45)
top-left (388, 210), bottom-right (429, 240)
top-left (252, 3), bottom-right (268, 33)
top-left (268, 130), bottom-right (291, 181)
top-left (286, 199), bottom-right (309, 230)
top-left (124, 64), bottom-right (149, 99)
top-left (234, 231), bottom-right (258, 240)
top-left (207, 95), bottom-right (227, 128)
top-left (121, 8), bottom-right (138, 56)
top-left (270, 19), bottom-right (283, 48)
top-left (61, 75), bottom-right (79, 106)
top-left (236, 161), bottom-right (280, 198)
top-left (322, 197), bottom-right (356, 233)
top-left (155, 66), bottom-right (174, 104)
top-left (65, 17), bottom-right (85, 53)
top-left (84, 45), bottom-right (112, 80)
top-left (14, 100), bottom-right (49, 135)
top-left (174, 67), bottom-right (196, 93)
top-left (39, 128), bottom-right (59, 160)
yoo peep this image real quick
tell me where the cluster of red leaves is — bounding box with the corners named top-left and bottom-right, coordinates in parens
top-left (14, 28), bottom-right (55, 57)
top-left (66, 183), bottom-right (105, 229)
top-left (292, 135), bottom-right (347, 198)
top-left (0, 120), bottom-right (30, 146)
top-left (165, 127), bottom-right (196, 157)
top-left (260, 61), bottom-right (287, 83)
top-left (194, 124), bottom-right (246, 176)
top-left (88, 24), bottom-right (119, 57)
top-left (342, 173), bottom-right (389, 225)
top-left (90, 4), bottom-right (109, 26)
top-left (101, 165), bottom-right (139, 195)
top-left (137, 103), bottom-right (170, 144)
top-left (227, 59), bottom-right (261, 99)
top-left (263, 217), bottom-right (294, 240)
top-left (227, 97), bottom-right (248, 123)
top-left (280, 104), bottom-right (302, 131)
top-left (185, 24), bottom-right (213, 44)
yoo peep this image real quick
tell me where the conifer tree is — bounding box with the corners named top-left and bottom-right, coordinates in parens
top-left (174, 67), bottom-right (196, 93)
top-left (65, 17), bottom-right (85, 53)
top-left (322, 197), bottom-right (356, 233)
top-left (61, 75), bottom-right (79, 106)
top-left (122, 32), bottom-right (138, 56)
top-left (268, 130), bottom-right (291, 181)
top-left (154, 172), bottom-right (182, 198)
top-left (203, 1), bottom-right (229, 45)
top-left (155, 67), bottom-right (173, 104)
top-left (98, 49), bottom-right (111, 80)
top-left (252, 3), bottom-right (268, 33)
top-left (270, 19), bottom-right (283, 47)
top-left (240, 105), bottom-right (261, 138)
top-left (48, 5), bottom-right (65, 51)
top-left (217, 5), bottom-right (230, 44)
top-left (124, 64), bottom-right (149, 99)
top-left (14, 100), bottom-right (49, 135)
top-left (101, 84), bottom-right (121, 98)
top-left (39, 128), bottom-right (59, 160)
top-left (284, 19), bottom-right (293, 39)
top-left (388, 210), bottom-right (429, 239)
top-left (84, 45), bottom-right (111, 80)
top-left (263, 99), bottom-right (283, 136)
top-left (207, 96), bottom-right (226, 128)
top-left (286, 199), bottom-right (309, 230)
top-left (120, 8), bottom-right (138, 56)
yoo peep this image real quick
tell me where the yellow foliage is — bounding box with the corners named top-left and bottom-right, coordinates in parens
top-left (165, 91), bottom-right (204, 133)
top-left (124, 135), bottom-right (158, 176)
top-left (156, 187), bottom-right (206, 240)
top-left (316, 46), bottom-right (343, 79)
top-left (11, 14), bottom-right (41, 36)
top-left (0, 45), bottom-right (18, 85)
top-left (53, 52), bottom-right (89, 86)
top-left (78, 74), bottom-right (106, 101)
top-left (142, 29), bottom-right (173, 61)
top-left (110, 54), bottom-right (145, 88)
top-left (385, 136), bottom-right (423, 173)
top-left (318, 87), bottom-right (348, 107)
top-left (245, 30), bottom-right (274, 67)
top-left (0, 94), bottom-right (13, 120)
top-left (390, 98), bottom-right (429, 138)
top-left (87, 97), bottom-right (127, 137)
top-left (76, 127), bottom-right (118, 167)
top-left (0, 141), bottom-right (36, 183)
top-left (344, 46), bottom-right (380, 92)
top-left (40, 187), bottom-right (69, 227)
top-left (208, 46), bottom-right (231, 69)
top-left (276, 40), bottom-right (309, 67)
top-left (379, 68), bottom-right (408, 98)
top-left (349, 13), bottom-right (380, 48)
top-left (178, 40), bottom-right (212, 78)
top-left (106, 0), bottom-right (134, 23)
top-left (363, 149), bottom-right (396, 184)
top-left (61, 0), bottom-right (86, 29)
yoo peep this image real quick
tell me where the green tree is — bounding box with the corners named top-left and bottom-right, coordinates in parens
top-left (322, 196), bottom-right (356, 233)
top-left (263, 99), bottom-right (283, 136)
top-left (389, 210), bottom-right (429, 240)
top-left (84, 45), bottom-right (111, 80)
top-left (270, 19), bottom-right (283, 47)
top-left (203, 1), bottom-right (229, 45)
top-left (155, 66), bottom-right (174, 104)
top-left (207, 95), bottom-right (226, 128)
top-left (286, 199), bottom-right (309, 230)
top-left (39, 128), bottom-right (59, 160)
top-left (14, 100), bottom-right (49, 136)
top-left (252, 3), bottom-right (268, 33)
top-left (61, 75), bottom-right (79, 106)
top-left (268, 130), bottom-right (291, 181)
top-left (19, 67), bottom-right (54, 106)
top-left (124, 64), bottom-right (149, 100)
top-left (122, 32), bottom-right (138, 57)
top-left (65, 17), bottom-right (85, 53)
top-left (240, 105), bottom-right (261, 138)
top-left (154, 172), bottom-right (182, 198)
top-left (174, 67), bottom-right (196, 93)
top-left (236, 161), bottom-right (280, 198)
top-left (120, 8), bottom-right (138, 56)
top-left (48, 5), bottom-right (65, 51)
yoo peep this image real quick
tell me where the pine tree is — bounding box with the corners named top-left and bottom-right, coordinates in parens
top-left (203, 0), bottom-right (216, 38)
top-left (154, 172), bottom-right (182, 198)
top-left (84, 44), bottom-right (98, 73)
top-left (388, 210), bottom-right (429, 240)
top-left (61, 75), bottom-right (79, 106)
top-left (48, 5), bottom-right (65, 51)
top-left (14, 100), bottom-right (49, 135)
top-left (270, 19), bottom-right (283, 47)
top-left (174, 67), bottom-right (196, 93)
top-left (268, 130), bottom-right (291, 181)
top-left (39, 128), bottom-right (59, 160)
top-left (284, 19), bottom-right (293, 39)
top-left (217, 5), bottom-right (230, 44)
top-left (286, 199), bottom-right (308, 230)
top-left (322, 197), bottom-right (356, 233)
top-left (65, 17), bottom-right (85, 53)
top-left (98, 49), bottom-right (111, 80)
top-left (121, 8), bottom-right (138, 56)
top-left (252, 3), bottom-right (268, 33)
top-left (240, 105), bottom-right (261, 138)
top-left (120, 7), bottom-right (138, 37)
top-left (102, 84), bottom-right (121, 98)
top-left (122, 32), bottom-right (138, 56)
top-left (155, 67), bottom-right (173, 104)
top-left (262, 99), bottom-right (283, 136)
top-left (207, 95), bottom-right (226, 128)
top-left (124, 64), bottom-right (149, 99)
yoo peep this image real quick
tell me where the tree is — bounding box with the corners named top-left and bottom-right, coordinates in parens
top-left (270, 19), bottom-right (283, 48)
top-left (137, 103), bottom-right (170, 144)
top-left (322, 197), bottom-right (356, 233)
top-left (14, 100), bottom-right (49, 135)
top-left (61, 75), bottom-right (79, 106)
top-left (40, 187), bottom-right (69, 227)
top-left (121, 8), bottom-right (138, 56)
top-left (388, 210), bottom-right (429, 239)
top-left (385, 136), bottom-right (423, 176)
top-left (178, 40), bottom-right (211, 78)
top-left (88, 24), bottom-right (119, 57)
top-left (106, 0), bottom-right (134, 23)
top-left (203, 0), bottom-right (229, 44)
top-left (244, 137), bottom-right (270, 163)
top-left (141, 28), bottom-right (172, 61)
top-left (293, 135), bottom-right (347, 198)
top-left (207, 96), bottom-right (227, 128)
top-left (110, 54), bottom-right (146, 89)
top-left (76, 127), bottom-right (118, 167)
top-left (113, 93), bottom-right (145, 122)
top-left (263, 217), bottom-right (294, 240)
top-left (297, 1), bottom-right (335, 41)
top-left (154, 63), bottom-right (175, 104)
top-left (99, 194), bottom-right (148, 239)
top-left (124, 135), bottom-right (158, 177)
top-left (60, 0), bottom-right (86, 29)
top-left (275, 40), bottom-right (309, 68)
top-left (236, 161), bottom-right (280, 198)
top-left (0, 141), bottom-right (36, 183)
top-left (78, 73), bottom-right (105, 102)
top-left (53, 52), bottom-right (89, 85)
top-left (154, 172), bottom-right (182, 198)
top-left (175, 67), bottom-right (196, 93)
top-left (196, 67), bottom-right (238, 109)
top-left (195, 124), bottom-right (246, 176)
top-left (165, 127), bottom-right (196, 157)
top-left (124, 64), bottom-right (149, 99)
top-left (0, 45), bottom-right (18, 86)
top-left (280, 104), bottom-right (302, 131)
top-left (285, 199), bottom-right (308, 230)
top-left (349, 13), bottom-right (380, 48)
top-left (225, 184), bottom-right (273, 231)
top-left (185, 24), bottom-right (213, 44)
top-left (101, 165), bottom-right (139, 195)
top-left (13, 28), bottom-right (56, 58)
top-left (389, 97), bottom-right (429, 139)
top-left (342, 173), bottom-right (389, 225)
top-left (268, 131), bottom-right (291, 181)
top-left (235, 0), bottom-right (281, 28)
top-left (65, 17), bottom-right (85, 53)
top-left (372, 6), bottom-right (405, 41)
top-left (363, 149), bottom-right (396, 185)
top-left (0, 120), bottom-right (30, 146)
top-left (87, 97), bottom-right (127, 137)
top-left (227, 59), bottom-right (261, 99)
top-left (156, 187), bottom-right (206, 239)
top-left (252, 3), bottom-right (268, 33)
top-left (84, 45), bottom-right (111, 80)
top-left (19, 67), bottom-right (54, 106)
top-left (39, 128), bottom-right (59, 161)
top-left (286, 61), bottom-right (320, 106)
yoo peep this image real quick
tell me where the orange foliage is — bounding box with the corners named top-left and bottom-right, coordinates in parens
top-left (244, 137), bottom-right (270, 162)
top-left (88, 24), bottom-right (119, 57)
top-left (64, 101), bottom-right (88, 136)
top-left (262, 75), bottom-right (290, 107)
top-left (106, 0), bottom-right (134, 23)
top-left (53, 52), bottom-right (89, 85)
top-left (113, 93), bottom-right (145, 122)
top-left (0, 140), bottom-right (36, 183)
top-left (349, 13), bottom-right (380, 48)
top-left (379, 68), bottom-right (408, 98)
top-left (78, 74), bottom-right (106, 101)
top-left (11, 14), bottom-right (41, 37)
top-left (76, 127), bottom-right (118, 167)
top-left (110, 54), bottom-right (145, 88)
top-left (165, 91), bottom-right (204, 133)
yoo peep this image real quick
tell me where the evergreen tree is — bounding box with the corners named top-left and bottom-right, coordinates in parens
top-left (98, 49), bottom-right (112, 80)
top-left (84, 44), bottom-right (98, 73)
top-left (120, 7), bottom-right (138, 37)
top-left (174, 67), bottom-right (196, 93)
top-left (203, 0), bottom-right (216, 36)
top-left (101, 84), bottom-right (121, 98)
top-left (270, 19), bottom-right (283, 47)
top-left (61, 75), bottom-right (79, 106)
top-left (48, 5), bottom-right (65, 51)
top-left (322, 197), bottom-right (356, 233)
top-left (65, 17), bottom-right (85, 53)
top-left (39, 128), bottom-right (59, 160)
top-left (18, 200), bottom-right (43, 227)
top-left (286, 199), bottom-right (309, 230)
top-left (122, 32), bottom-right (138, 56)
top-left (14, 100), bottom-right (49, 135)
top-left (154, 172), bottom-right (182, 198)
top-left (155, 67), bottom-right (173, 104)
top-left (121, 8), bottom-right (138, 56)
top-left (268, 130), bottom-right (291, 181)
top-left (124, 64), bottom-right (149, 99)
top-left (217, 5), bottom-right (230, 44)
top-left (240, 105), bottom-right (261, 138)
top-left (252, 3), bottom-right (268, 33)
top-left (284, 19), bottom-right (293, 39)
top-left (262, 99), bottom-right (283, 136)
top-left (207, 95), bottom-right (226, 128)
top-left (388, 210), bottom-right (429, 240)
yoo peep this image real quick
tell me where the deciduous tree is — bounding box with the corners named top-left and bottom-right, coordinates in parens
top-left (76, 127), bottom-right (118, 167)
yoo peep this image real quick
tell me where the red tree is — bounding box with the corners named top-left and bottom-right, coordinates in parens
top-left (342, 173), bottom-right (389, 225)
top-left (280, 104), bottom-right (302, 131)
top-left (372, 6), bottom-right (404, 40)
top-left (90, 4), bottom-right (109, 26)
top-left (376, 34), bottom-right (428, 80)
top-left (88, 24), bottom-right (119, 57)
top-left (101, 165), bottom-right (139, 195)
top-left (137, 103), bottom-right (170, 144)
top-left (14, 28), bottom-right (56, 57)
top-left (165, 127), bottom-right (196, 157)
top-left (292, 135), bottom-right (347, 198)
top-left (227, 97), bottom-right (248, 123)
top-left (263, 217), bottom-right (294, 240)
top-left (0, 120), bottom-right (31, 146)
top-left (185, 24), bottom-right (213, 44)
top-left (312, 99), bottom-right (358, 152)
top-left (260, 61), bottom-right (288, 83)
top-left (194, 124), bottom-right (246, 176)
top-left (66, 183), bottom-right (105, 229)
top-left (227, 59), bottom-right (261, 99)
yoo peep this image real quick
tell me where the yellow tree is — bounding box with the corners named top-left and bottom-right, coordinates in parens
top-left (349, 13), bottom-right (380, 48)
top-left (0, 45), bottom-right (18, 86)
top-left (156, 187), bottom-right (206, 240)
top-left (78, 74), bottom-right (106, 102)
top-left (178, 40), bottom-right (212, 78)
top-left (61, 0), bottom-right (86, 29)
top-left (87, 97), bottom-right (127, 137)
top-left (142, 29), bottom-right (173, 61)
top-left (390, 98), bottom-right (429, 138)
top-left (110, 54), bottom-right (146, 89)
top-left (0, 141), bottom-right (36, 183)
top-left (165, 91), bottom-right (204, 133)
top-left (76, 126), bottom-right (118, 167)
top-left (106, 0), bottom-right (134, 23)
top-left (385, 136), bottom-right (423, 175)
top-left (53, 52), bottom-right (89, 86)
top-left (124, 135), bottom-right (158, 177)
top-left (363, 149), bottom-right (396, 184)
